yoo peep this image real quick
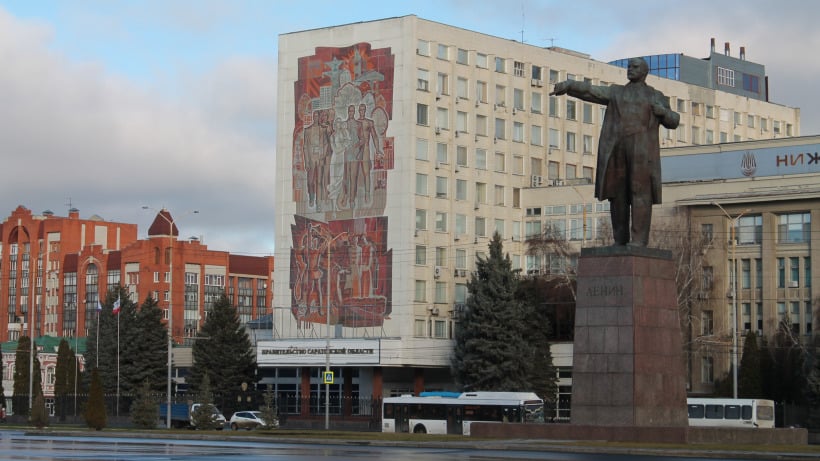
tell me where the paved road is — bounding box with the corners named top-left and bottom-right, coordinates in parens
top-left (0, 430), bottom-right (814, 460)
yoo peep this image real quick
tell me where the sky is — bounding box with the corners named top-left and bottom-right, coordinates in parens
top-left (1, 0), bottom-right (818, 256)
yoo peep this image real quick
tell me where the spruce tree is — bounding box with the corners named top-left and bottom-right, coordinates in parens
top-left (54, 339), bottom-right (78, 421)
top-left (120, 296), bottom-right (168, 394)
top-left (189, 294), bottom-right (256, 415)
top-left (452, 233), bottom-right (534, 391)
top-left (190, 374), bottom-right (220, 430)
top-left (259, 384), bottom-right (279, 429)
top-left (738, 330), bottom-right (763, 397)
top-left (130, 381), bottom-right (159, 429)
top-left (13, 336), bottom-right (41, 417)
top-left (84, 368), bottom-right (107, 430)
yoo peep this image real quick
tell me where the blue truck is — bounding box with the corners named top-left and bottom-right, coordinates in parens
top-left (159, 402), bottom-right (226, 429)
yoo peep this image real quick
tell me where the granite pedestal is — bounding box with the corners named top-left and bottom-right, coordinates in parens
top-left (570, 246), bottom-right (688, 427)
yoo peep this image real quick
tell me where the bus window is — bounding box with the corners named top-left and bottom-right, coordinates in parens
top-left (384, 403), bottom-right (394, 419)
top-left (688, 404), bottom-right (704, 419)
top-left (724, 405), bottom-right (740, 420)
top-left (705, 404), bottom-right (723, 419)
top-left (757, 405), bottom-right (774, 421)
top-left (741, 405), bottom-right (752, 420)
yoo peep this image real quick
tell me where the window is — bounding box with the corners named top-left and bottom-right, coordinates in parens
top-left (531, 65), bottom-right (542, 81)
top-left (415, 173), bottom-right (428, 195)
top-left (676, 99), bottom-right (686, 113)
top-left (512, 121), bottom-right (524, 142)
top-left (778, 212), bottom-right (810, 243)
top-left (747, 114), bottom-right (755, 128)
top-left (494, 152), bottom-right (506, 172)
top-left (701, 356), bottom-right (714, 384)
top-left (512, 155), bottom-right (524, 175)
top-left (548, 129), bottom-right (560, 149)
top-left (436, 142), bottom-right (448, 163)
top-left (778, 258), bottom-right (786, 288)
top-left (476, 80), bottom-right (488, 103)
top-left (437, 43), bottom-right (449, 60)
top-left (702, 266), bottom-right (714, 291)
top-left (566, 100), bottom-right (576, 120)
top-left (701, 223), bottom-right (714, 243)
top-left (475, 114), bottom-right (488, 136)
top-left (736, 215), bottom-right (762, 244)
top-left (805, 257), bottom-right (812, 288)
top-left (456, 146), bottom-right (467, 166)
top-left (790, 257), bottom-right (800, 286)
top-left (691, 126), bottom-right (700, 145)
top-left (512, 220), bottom-right (521, 240)
top-left (692, 102), bottom-right (702, 116)
top-left (414, 280), bottom-right (427, 302)
top-left (548, 161), bottom-right (559, 180)
top-left (513, 88), bottom-right (524, 110)
top-left (416, 40), bottom-right (430, 56)
top-left (457, 48), bottom-right (469, 65)
top-left (435, 212), bottom-right (448, 232)
top-left (494, 185), bottom-right (505, 206)
top-left (706, 105), bottom-right (714, 118)
top-left (531, 92), bottom-right (542, 114)
top-left (415, 209), bottom-right (427, 230)
top-left (476, 53), bottom-right (488, 69)
top-left (456, 179), bottom-right (467, 200)
top-left (434, 283), bottom-right (447, 305)
top-left (456, 77), bottom-right (468, 99)
top-left (495, 218), bottom-right (504, 236)
top-left (417, 69), bottom-right (430, 91)
top-left (743, 73), bottom-right (760, 93)
top-left (436, 107), bottom-right (449, 130)
top-left (495, 85), bottom-right (506, 107)
top-left (437, 72), bottom-right (449, 95)
top-left (706, 130), bottom-right (714, 144)
top-left (414, 319), bottom-right (427, 337)
top-left (495, 56), bottom-right (505, 73)
top-left (531, 125), bottom-right (543, 146)
top-left (582, 167), bottom-right (593, 181)
top-left (565, 164), bottom-right (577, 179)
top-left (416, 138), bottom-right (428, 160)
top-left (760, 117), bottom-right (768, 132)
top-left (549, 96), bottom-right (558, 117)
top-left (475, 182), bottom-right (487, 204)
top-left (417, 104), bottom-right (429, 126)
top-left (582, 103), bottom-right (593, 123)
top-left (435, 176), bottom-right (448, 198)
top-left (455, 214), bottom-right (467, 235)
top-left (734, 111), bottom-right (742, 126)
top-left (677, 124), bottom-right (686, 142)
top-left (475, 148), bottom-right (487, 169)
top-left (415, 245), bottom-right (427, 265)
top-left (741, 259), bottom-right (751, 289)
top-left (456, 111), bottom-right (468, 133)
top-left (549, 69), bottom-right (559, 83)
top-left (566, 132), bottom-right (576, 152)
top-left (435, 247), bottom-right (447, 267)
top-left (475, 217), bottom-right (486, 237)
top-left (513, 61), bottom-right (525, 77)
top-left (583, 135), bottom-right (593, 154)
top-left (720, 108), bottom-right (731, 122)
top-left (717, 67), bottom-right (735, 87)
top-left (495, 118), bottom-right (506, 140)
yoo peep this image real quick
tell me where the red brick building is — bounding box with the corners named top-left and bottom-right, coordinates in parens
top-left (0, 206), bottom-right (273, 345)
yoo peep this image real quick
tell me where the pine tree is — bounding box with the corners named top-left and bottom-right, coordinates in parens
top-left (259, 384), bottom-right (279, 429)
top-left (189, 294), bottom-right (256, 415)
top-left (738, 330), bottom-right (763, 397)
top-left (130, 381), bottom-right (159, 429)
top-left (452, 233), bottom-right (534, 391)
top-left (54, 339), bottom-right (78, 421)
top-left (84, 368), bottom-right (107, 430)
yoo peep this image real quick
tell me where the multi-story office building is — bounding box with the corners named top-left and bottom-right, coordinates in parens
top-left (610, 38), bottom-right (771, 103)
top-left (526, 134), bottom-right (820, 399)
top-left (0, 206), bottom-right (274, 393)
top-left (272, 15), bottom-right (801, 411)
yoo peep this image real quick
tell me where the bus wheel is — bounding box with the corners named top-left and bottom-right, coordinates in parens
top-left (413, 424), bottom-right (427, 434)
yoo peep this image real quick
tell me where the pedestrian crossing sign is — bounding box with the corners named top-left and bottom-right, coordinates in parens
top-left (323, 371), bottom-right (334, 384)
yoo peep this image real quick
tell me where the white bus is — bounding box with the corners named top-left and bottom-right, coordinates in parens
top-left (687, 398), bottom-right (775, 428)
top-left (382, 391), bottom-right (544, 435)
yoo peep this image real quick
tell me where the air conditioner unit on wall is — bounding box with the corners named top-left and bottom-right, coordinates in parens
top-left (789, 280), bottom-right (799, 288)
top-left (531, 175), bottom-right (543, 187)
top-left (434, 266), bottom-right (443, 278)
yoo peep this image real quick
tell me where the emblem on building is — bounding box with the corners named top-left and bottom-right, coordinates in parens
top-left (741, 151), bottom-right (757, 177)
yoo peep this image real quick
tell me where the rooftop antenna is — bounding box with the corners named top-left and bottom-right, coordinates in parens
top-left (546, 38), bottom-right (557, 47)
top-left (520, 4), bottom-right (525, 43)
top-left (65, 197), bottom-right (73, 211)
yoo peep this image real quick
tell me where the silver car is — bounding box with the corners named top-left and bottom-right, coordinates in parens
top-left (229, 411), bottom-right (267, 430)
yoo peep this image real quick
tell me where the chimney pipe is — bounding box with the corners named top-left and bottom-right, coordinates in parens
top-left (724, 42), bottom-right (730, 56)
top-left (740, 46), bottom-right (746, 60)
top-left (710, 38), bottom-right (715, 53)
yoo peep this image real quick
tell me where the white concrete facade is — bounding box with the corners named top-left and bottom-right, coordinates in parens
top-left (274, 15), bottom-right (802, 397)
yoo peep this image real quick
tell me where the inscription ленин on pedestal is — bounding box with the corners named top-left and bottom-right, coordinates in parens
top-left (586, 285), bottom-right (624, 297)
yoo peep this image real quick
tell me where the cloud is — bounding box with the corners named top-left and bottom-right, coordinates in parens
top-left (0, 8), bottom-right (276, 254)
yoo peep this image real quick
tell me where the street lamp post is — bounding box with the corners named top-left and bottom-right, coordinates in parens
top-left (142, 206), bottom-right (198, 429)
top-left (325, 231), bottom-right (347, 430)
top-left (711, 202), bottom-right (750, 400)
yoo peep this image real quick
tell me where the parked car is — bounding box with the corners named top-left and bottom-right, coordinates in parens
top-left (229, 411), bottom-right (268, 430)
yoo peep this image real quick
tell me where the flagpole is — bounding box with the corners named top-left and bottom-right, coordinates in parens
top-left (116, 310), bottom-right (120, 417)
